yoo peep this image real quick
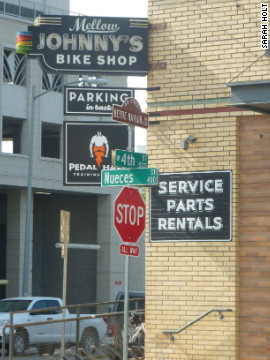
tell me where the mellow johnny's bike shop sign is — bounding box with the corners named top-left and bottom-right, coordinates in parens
top-left (27, 15), bottom-right (148, 75)
top-left (150, 171), bottom-right (232, 242)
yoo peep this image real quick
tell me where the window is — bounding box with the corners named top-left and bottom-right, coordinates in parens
top-left (0, 300), bottom-right (31, 312)
top-left (31, 300), bottom-right (49, 315)
top-left (30, 299), bottom-right (62, 315)
top-left (41, 123), bottom-right (61, 159)
top-left (47, 300), bottom-right (62, 314)
top-left (2, 117), bottom-right (22, 154)
top-left (3, 49), bottom-right (26, 85)
top-left (31, 300), bottom-right (47, 310)
top-left (117, 295), bottom-right (145, 312)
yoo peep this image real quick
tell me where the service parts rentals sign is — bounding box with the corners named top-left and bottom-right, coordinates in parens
top-left (64, 87), bottom-right (134, 116)
top-left (28, 15), bottom-right (148, 75)
top-left (150, 171), bottom-right (232, 242)
top-left (64, 122), bottom-right (128, 185)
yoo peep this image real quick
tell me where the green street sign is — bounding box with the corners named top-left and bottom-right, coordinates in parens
top-left (101, 168), bottom-right (159, 187)
top-left (114, 149), bottom-right (148, 169)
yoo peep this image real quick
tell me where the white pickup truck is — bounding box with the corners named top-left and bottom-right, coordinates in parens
top-left (0, 296), bottom-right (106, 356)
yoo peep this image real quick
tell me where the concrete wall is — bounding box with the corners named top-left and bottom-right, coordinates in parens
top-left (0, 7), bottom-right (145, 303)
top-left (32, 194), bottom-right (98, 305)
top-left (6, 190), bottom-right (29, 297)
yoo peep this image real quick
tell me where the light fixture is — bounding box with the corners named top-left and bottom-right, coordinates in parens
top-left (180, 135), bottom-right (197, 150)
top-left (78, 76), bottom-right (107, 87)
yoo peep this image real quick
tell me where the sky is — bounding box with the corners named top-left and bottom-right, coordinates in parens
top-left (70, 0), bottom-right (147, 18)
top-left (69, 0), bottom-right (148, 148)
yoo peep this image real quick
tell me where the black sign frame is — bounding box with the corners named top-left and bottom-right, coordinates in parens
top-left (28, 15), bottom-right (148, 76)
top-left (64, 87), bottom-right (134, 116)
top-left (150, 170), bottom-right (232, 242)
top-left (64, 121), bottom-right (128, 186)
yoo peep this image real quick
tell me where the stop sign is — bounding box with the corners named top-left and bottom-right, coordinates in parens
top-left (114, 187), bottom-right (145, 243)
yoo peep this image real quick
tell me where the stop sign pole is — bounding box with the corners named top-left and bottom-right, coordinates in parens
top-left (114, 186), bottom-right (145, 360)
top-left (112, 98), bottom-right (148, 360)
top-left (113, 111), bottom-right (145, 359)
top-left (125, 125), bottom-right (132, 360)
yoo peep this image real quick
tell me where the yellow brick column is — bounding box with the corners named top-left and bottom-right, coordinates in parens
top-left (145, 114), bottom-right (240, 360)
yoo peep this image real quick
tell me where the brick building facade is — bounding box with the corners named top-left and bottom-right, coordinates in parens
top-left (146, 1), bottom-right (270, 359)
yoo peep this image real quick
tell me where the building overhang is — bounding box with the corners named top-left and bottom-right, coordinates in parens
top-left (225, 80), bottom-right (270, 114)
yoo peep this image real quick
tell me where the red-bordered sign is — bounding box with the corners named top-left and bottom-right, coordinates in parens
top-left (114, 187), bottom-right (145, 243)
top-left (113, 98), bottom-right (149, 129)
top-left (120, 244), bottom-right (139, 257)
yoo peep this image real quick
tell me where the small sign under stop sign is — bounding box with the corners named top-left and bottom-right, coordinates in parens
top-left (114, 187), bottom-right (145, 244)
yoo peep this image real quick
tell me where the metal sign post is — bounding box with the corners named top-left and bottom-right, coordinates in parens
top-left (123, 125), bottom-right (133, 360)
top-left (123, 253), bottom-right (129, 360)
top-left (60, 210), bottom-right (70, 359)
top-left (117, 186), bottom-right (146, 360)
top-left (110, 97), bottom-right (152, 360)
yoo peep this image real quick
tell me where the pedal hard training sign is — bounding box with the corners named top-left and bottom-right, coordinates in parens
top-left (64, 122), bottom-right (128, 185)
top-left (150, 171), bottom-right (232, 242)
top-left (28, 15), bottom-right (148, 75)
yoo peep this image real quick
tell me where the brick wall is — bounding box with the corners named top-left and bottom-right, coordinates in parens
top-left (239, 115), bottom-right (270, 359)
top-left (147, 0), bottom-right (269, 112)
top-left (146, 1), bottom-right (270, 359)
top-left (145, 115), bottom-right (239, 360)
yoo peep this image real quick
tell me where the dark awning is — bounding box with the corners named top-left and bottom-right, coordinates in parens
top-left (225, 80), bottom-right (270, 114)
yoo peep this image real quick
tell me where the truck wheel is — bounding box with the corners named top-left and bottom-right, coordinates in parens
top-left (81, 329), bottom-right (99, 351)
top-left (13, 330), bottom-right (27, 355)
top-left (37, 344), bottom-right (55, 356)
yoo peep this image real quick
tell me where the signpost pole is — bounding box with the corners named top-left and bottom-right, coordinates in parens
top-left (60, 210), bottom-right (70, 359)
top-left (123, 252), bottom-right (129, 360)
top-left (123, 125), bottom-right (133, 360)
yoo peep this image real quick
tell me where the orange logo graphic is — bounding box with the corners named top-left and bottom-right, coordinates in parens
top-left (90, 132), bottom-right (109, 168)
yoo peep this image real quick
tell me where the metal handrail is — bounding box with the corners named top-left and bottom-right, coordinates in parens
top-left (2, 298), bottom-right (144, 360)
top-left (162, 308), bottom-right (232, 341)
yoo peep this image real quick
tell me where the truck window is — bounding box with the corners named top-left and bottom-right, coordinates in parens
top-left (117, 295), bottom-right (145, 312)
top-left (31, 300), bottom-right (50, 315)
top-left (129, 296), bottom-right (145, 311)
top-left (0, 300), bottom-right (31, 312)
top-left (47, 299), bottom-right (62, 314)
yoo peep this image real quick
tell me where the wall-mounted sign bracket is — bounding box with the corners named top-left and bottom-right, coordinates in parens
top-left (148, 22), bottom-right (167, 71)
top-left (149, 22), bottom-right (167, 31)
top-left (149, 62), bottom-right (167, 71)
